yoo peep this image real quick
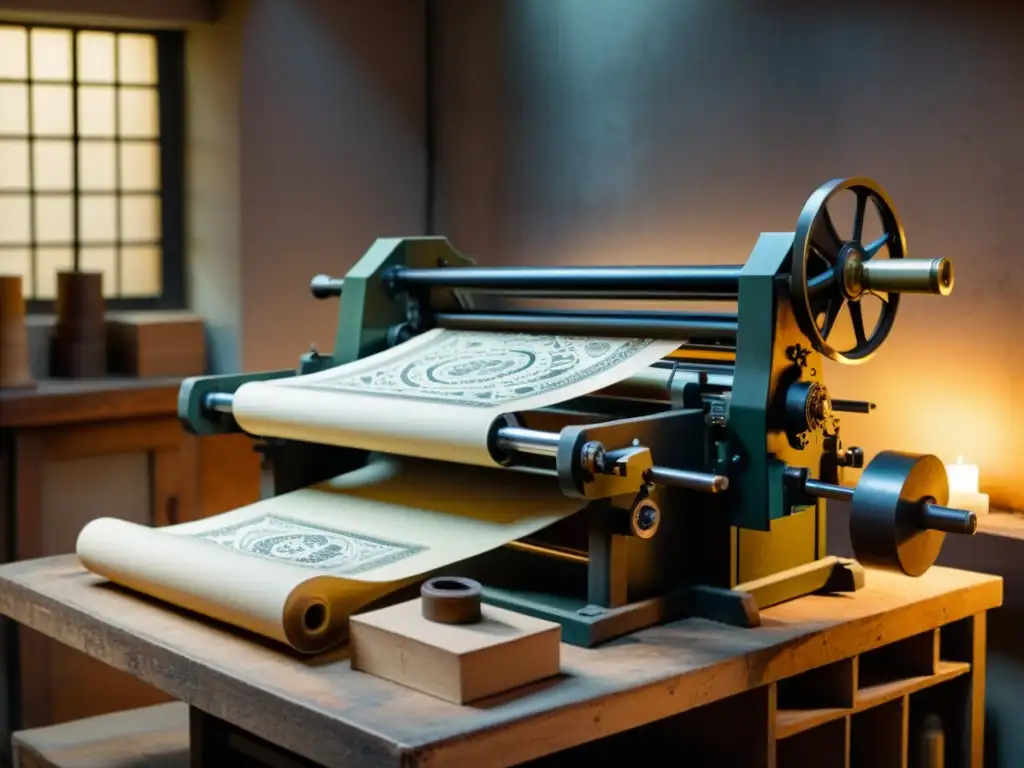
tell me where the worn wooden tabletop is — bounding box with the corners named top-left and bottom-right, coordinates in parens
top-left (0, 555), bottom-right (1002, 768)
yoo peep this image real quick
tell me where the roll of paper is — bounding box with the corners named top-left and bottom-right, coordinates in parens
top-left (77, 454), bottom-right (587, 653)
top-left (230, 329), bottom-right (681, 466)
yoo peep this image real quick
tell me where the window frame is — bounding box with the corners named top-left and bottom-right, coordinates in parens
top-left (0, 20), bottom-right (186, 314)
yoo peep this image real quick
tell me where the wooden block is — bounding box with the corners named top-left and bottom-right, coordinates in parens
top-left (11, 701), bottom-right (189, 768)
top-left (105, 311), bottom-right (206, 377)
top-left (350, 598), bottom-right (561, 704)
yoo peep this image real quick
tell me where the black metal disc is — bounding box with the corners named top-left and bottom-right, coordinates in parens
top-left (849, 450), bottom-right (948, 576)
top-left (789, 178), bottom-right (908, 365)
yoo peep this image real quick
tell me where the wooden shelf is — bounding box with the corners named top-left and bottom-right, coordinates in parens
top-left (977, 510), bottom-right (1024, 542)
top-left (0, 376), bottom-right (183, 428)
top-left (777, 661), bottom-right (971, 739)
top-left (770, 612), bottom-right (985, 768)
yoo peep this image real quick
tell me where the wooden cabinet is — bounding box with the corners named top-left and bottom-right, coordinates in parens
top-left (0, 378), bottom-right (261, 742)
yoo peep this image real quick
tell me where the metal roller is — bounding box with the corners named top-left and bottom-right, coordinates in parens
top-left (383, 264), bottom-right (743, 299)
top-left (846, 451), bottom-right (975, 576)
top-left (432, 309), bottom-right (737, 341)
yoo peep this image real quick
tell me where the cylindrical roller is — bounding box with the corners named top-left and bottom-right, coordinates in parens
top-left (859, 257), bottom-right (954, 296)
top-left (600, 366), bottom-right (733, 402)
top-left (494, 426), bottom-right (560, 457)
top-left (433, 310), bottom-right (737, 341)
top-left (387, 265), bottom-right (743, 299)
top-left (849, 451), bottom-right (951, 576)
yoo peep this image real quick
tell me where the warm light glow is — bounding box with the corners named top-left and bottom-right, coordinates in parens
top-left (77, 32), bottom-right (115, 83)
top-left (30, 28), bottom-right (70, 80)
top-left (0, 24), bottom-right (163, 300)
top-left (946, 457), bottom-right (989, 516)
top-left (0, 26), bottom-right (26, 78)
top-left (117, 34), bottom-right (157, 85)
top-left (947, 457), bottom-right (979, 493)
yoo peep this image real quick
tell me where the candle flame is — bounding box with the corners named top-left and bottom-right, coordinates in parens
top-left (956, 455), bottom-right (964, 464)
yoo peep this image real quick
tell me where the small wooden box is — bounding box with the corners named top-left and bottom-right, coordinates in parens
top-left (106, 311), bottom-right (207, 377)
top-left (350, 599), bottom-right (561, 704)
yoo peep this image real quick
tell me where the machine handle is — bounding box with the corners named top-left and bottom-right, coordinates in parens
top-left (856, 257), bottom-right (954, 296)
top-left (831, 400), bottom-right (875, 414)
top-left (311, 274), bottom-right (344, 299)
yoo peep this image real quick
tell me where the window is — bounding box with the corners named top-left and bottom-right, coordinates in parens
top-left (0, 23), bottom-right (184, 311)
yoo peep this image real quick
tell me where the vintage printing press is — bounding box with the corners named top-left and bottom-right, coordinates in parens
top-left (179, 177), bottom-right (976, 647)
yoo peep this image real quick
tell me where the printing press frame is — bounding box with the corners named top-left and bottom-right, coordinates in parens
top-left (178, 176), bottom-right (975, 647)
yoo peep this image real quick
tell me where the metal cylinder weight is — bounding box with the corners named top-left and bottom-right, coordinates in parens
top-left (848, 451), bottom-right (971, 577)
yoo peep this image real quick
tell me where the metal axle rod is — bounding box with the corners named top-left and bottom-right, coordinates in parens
top-left (802, 477), bottom-right (977, 535)
top-left (493, 426), bottom-right (729, 493)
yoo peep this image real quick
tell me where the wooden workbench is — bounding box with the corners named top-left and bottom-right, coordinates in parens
top-left (0, 555), bottom-right (1002, 767)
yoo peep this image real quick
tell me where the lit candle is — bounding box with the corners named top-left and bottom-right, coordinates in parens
top-left (945, 456), bottom-right (989, 517)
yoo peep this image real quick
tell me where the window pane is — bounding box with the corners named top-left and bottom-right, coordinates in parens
top-left (32, 85), bottom-right (72, 136)
top-left (30, 28), bottom-right (71, 80)
top-left (79, 195), bottom-right (117, 242)
top-left (35, 247), bottom-right (73, 298)
top-left (121, 245), bottom-right (161, 296)
top-left (0, 195), bottom-right (30, 244)
top-left (0, 26), bottom-right (27, 79)
top-left (118, 88), bottom-right (159, 138)
top-left (0, 84), bottom-right (28, 133)
top-left (79, 246), bottom-right (117, 296)
top-left (120, 142), bottom-right (160, 189)
top-left (117, 34), bottom-right (157, 85)
top-left (78, 85), bottom-right (116, 137)
top-left (0, 140), bottom-right (29, 189)
top-left (34, 140), bottom-right (73, 190)
top-left (35, 195), bottom-right (72, 243)
top-left (77, 31), bottom-right (115, 83)
top-left (0, 247), bottom-right (32, 295)
top-left (79, 141), bottom-right (116, 190)
top-left (120, 194), bottom-right (160, 240)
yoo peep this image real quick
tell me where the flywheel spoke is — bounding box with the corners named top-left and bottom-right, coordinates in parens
top-left (852, 190), bottom-right (868, 243)
top-left (864, 232), bottom-right (888, 258)
top-left (849, 301), bottom-right (868, 345)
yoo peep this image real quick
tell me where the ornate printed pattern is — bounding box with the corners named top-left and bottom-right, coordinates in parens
top-left (291, 331), bottom-right (655, 406)
top-left (191, 515), bottom-right (426, 573)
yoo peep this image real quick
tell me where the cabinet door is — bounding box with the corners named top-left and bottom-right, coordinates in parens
top-left (13, 417), bottom-right (194, 729)
top-left (8, 422), bottom-right (261, 731)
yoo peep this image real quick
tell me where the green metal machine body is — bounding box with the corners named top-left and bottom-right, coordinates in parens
top-left (179, 178), bottom-right (973, 647)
